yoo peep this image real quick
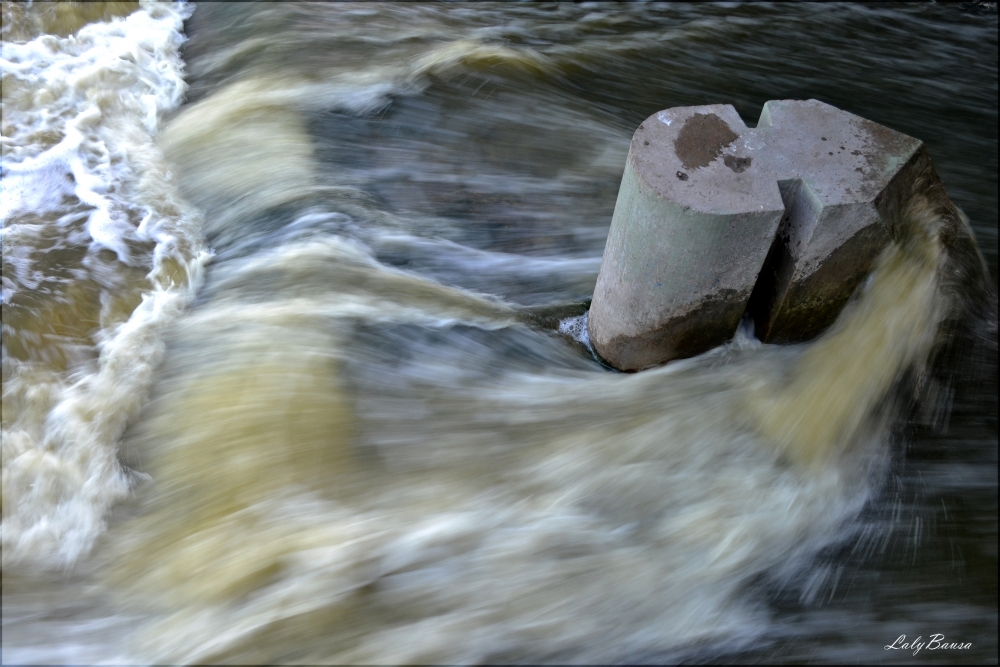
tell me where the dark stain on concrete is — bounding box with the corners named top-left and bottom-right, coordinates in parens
top-left (723, 154), bottom-right (752, 173)
top-left (674, 113), bottom-right (738, 170)
top-left (593, 289), bottom-right (746, 371)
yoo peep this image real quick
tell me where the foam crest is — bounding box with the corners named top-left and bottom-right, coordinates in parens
top-left (1, 1), bottom-right (209, 570)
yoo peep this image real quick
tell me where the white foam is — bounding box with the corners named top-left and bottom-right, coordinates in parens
top-left (1, 3), bottom-right (190, 257)
top-left (1, 1), bottom-right (210, 571)
top-left (558, 311), bottom-right (592, 347)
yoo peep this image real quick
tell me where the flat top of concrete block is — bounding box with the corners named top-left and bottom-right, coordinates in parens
top-left (630, 99), bottom-right (923, 216)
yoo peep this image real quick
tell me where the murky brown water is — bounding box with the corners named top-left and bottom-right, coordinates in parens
top-left (2, 2), bottom-right (996, 664)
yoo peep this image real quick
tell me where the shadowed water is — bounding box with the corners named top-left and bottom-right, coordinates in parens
top-left (2, 2), bottom-right (996, 664)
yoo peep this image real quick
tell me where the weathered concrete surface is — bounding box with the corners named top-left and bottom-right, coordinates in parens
top-left (589, 99), bottom-right (924, 371)
top-left (746, 100), bottom-right (924, 343)
top-left (588, 105), bottom-right (785, 371)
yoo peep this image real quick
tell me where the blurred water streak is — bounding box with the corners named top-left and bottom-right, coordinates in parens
top-left (2, 2), bottom-right (996, 664)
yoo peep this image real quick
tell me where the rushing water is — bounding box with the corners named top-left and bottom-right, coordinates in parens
top-left (2, 2), bottom-right (997, 664)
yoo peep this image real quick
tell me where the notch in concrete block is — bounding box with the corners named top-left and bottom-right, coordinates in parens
top-left (589, 99), bottom-right (925, 371)
top-left (744, 178), bottom-right (823, 342)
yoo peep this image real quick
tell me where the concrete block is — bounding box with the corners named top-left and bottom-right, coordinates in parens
top-left (589, 99), bottom-right (924, 371)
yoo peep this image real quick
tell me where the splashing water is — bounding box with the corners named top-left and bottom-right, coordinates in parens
top-left (98, 167), bottom-right (974, 664)
top-left (2, 1), bottom-right (209, 569)
top-left (2, 2), bottom-right (996, 664)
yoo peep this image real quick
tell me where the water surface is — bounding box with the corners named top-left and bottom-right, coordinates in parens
top-left (2, 2), bottom-right (996, 664)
